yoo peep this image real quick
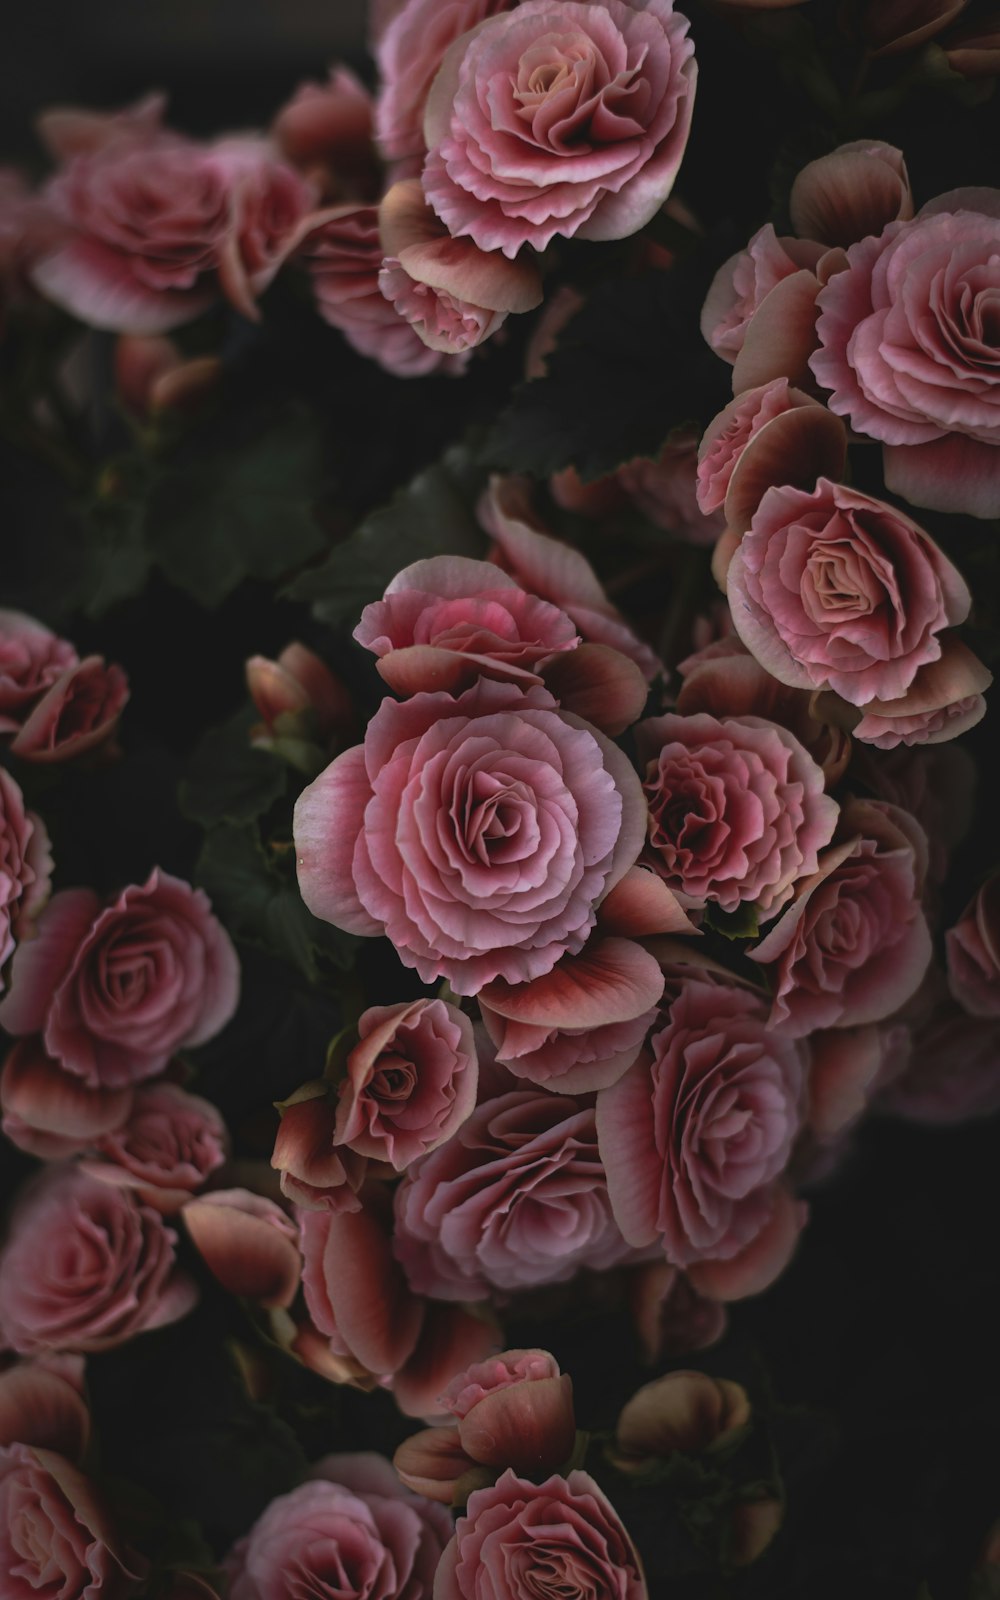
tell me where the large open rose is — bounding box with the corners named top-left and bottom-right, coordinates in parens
top-left (421, 0), bottom-right (697, 257)
top-left (294, 679), bottom-right (646, 996)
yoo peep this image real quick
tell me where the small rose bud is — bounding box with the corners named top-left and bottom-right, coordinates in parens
top-left (182, 1188), bottom-right (302, 1309)
top-left (612, 1370), bottom-right (751, 1468)
top-left (246, 643), bottom-right (351, 745)
top-left (438, 1349), bottom-right (577, 1476)
top-left (272, 1091), bottom-right (367, 1212)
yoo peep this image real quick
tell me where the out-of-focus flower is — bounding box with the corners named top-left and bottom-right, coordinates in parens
top-left (272, 67), bottom-right (378, 199)
top-left (947, 874), bottom-right (1000, 1017)
top-left (0, 768), bottom-right (51, 990)
top-left (612, 1369), bottom-right (750, 1467)
top-left (182, 1188), bottom-right (302, 1309)
top-left (9, 656), bottom-right (129, 763)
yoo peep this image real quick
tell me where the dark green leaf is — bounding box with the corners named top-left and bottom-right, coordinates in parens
top-left (286, 442), bottom-right (488, 626)
top-left (180, 707), bottom-right (287, 828)
top-left (706, 902), bottom-right (762, 942)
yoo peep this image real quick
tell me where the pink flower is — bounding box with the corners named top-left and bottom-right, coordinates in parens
top-left (0, 1164), bottom-right (196, 1355)
top-left (879, 987), bottom-right (1000, 1125)
top-left (0, 870), bottom-right (240, 1088)
top-left (335, 998), bottom-right (479, 1169)
top-left (695, 379), bottom-right (847, 531)
top-left (294, 678), bottom-right (646, 996)
top-left (635, 710), bottom-right (838, 915)
top-left (701, 224), bottom-right (826, 365)
top-left (597, 980), bottom-right (807, 1292)
top-left (613, 1369), bottom-right (750, 1464)
top-left (394, 1081), bottom-right (633, 1298)
top-left (272, 1091), bottom-right (368, 1211)
top-left (0, 1443), bottom-right (146, 1600)
top-left (422, 0), bottom-right (697, 258)
top-left (854, 738), bottom-right (976, 888)
top-left (946, 875), bottom-right (1000, 1018)
top-left (376, 0), bottom-right (516, 163)
top-left (31, 133), bottom-right (305, 332)
top-left (226, 1453), bottom-right (451, 1600)
top-left (627, 1262), bottom-right (727, 1362)
top-left (810, 198), bottom-right (1000, 517)
top-left (246, 642), bottom-right (352, 745)
top-left (617, 431), bottom-right (726, 546)
top-left (789, 141), bottom-right (913, 248)
top-left (301, 205), bottom-right (465, 376)
top-left (440, 1348), bottom-right (576, 1473)
top-left (182, 1189), bottom-right (302, 1309)
top-left (726, 478), bottom-right (971, 708)
top-left (114, 335), bottom-right (221, 419)
top-left (272, 67), bottom-right (377, 199)
top-left (0, 767), bottom-right (52, 987)
top-left (0, 609), bottom-right (78, 733)
top-left (81, 1081), bottom-right (228, 1211)
top-left (8, 655), bottom-right (129, 763)
top-left (0, 1356), bottom-right (89, 1460)
top-left (750, 798), bottom-right (932, 1036)
top-left (1, 1039), bottom-right (134, 1160)
top-left (846, 636), bottom-right (991, 749)
top-left (434, 1469), bottom-right (647, 1600)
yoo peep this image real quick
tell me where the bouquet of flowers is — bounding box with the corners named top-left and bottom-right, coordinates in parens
top-left (3, 0), bottom-right (1000, 1593)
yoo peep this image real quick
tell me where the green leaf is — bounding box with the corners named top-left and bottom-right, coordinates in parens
top-left (484, 261), bottom-right (729, 484)
top-left (145, 401), bottom-right (328, 606)
top-left (286, 441), bottom-right (488, 626)
top-left (180, 707), bottom-right (287, 828)
top-left (77, 457), bottom-right (155, 617)
top-left (706, 902), bottom-right (762, 942)
top-left (196, 821), bottom-right (359, 979)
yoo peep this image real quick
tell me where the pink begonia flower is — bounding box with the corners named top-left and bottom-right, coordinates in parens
top-left (376, 0), bottom-right (516, 163)
top-left (0, 609), bottom-right (78, 733)
top-left (627, 1262), bottom-right (728, 1362)
top-left (294, 677), bottom-right (646, 996)
top-left (810, 195), bottom-right (1000, 517)
top-left (613, 1369), bottom-right (750, 1464)
top-left (941, 13), bottom-right (1000, 78)
top-left (946, 874), bottom-right (1000, 1018)
top-left (335, 998), bottom-right (479, 1169)
top-left (480, 475), bottom-right (663, 681)
top-left (846, 637), bottom-right (991, 749)
top-left (300, 204), bottom-right (467, 376)
top-left (0, 871), bottom-right (239, 1088)
top-left (597, 979), bottom-right (807, 1295)
top-left (272, 1090), bottom-right (368, 1212)
top-left (0, 1356), bottom-right (90, 1460)
top-left (696, 378), bottom-right (847, 532)
top-left (434, 1469), bottom-right (647, 1600)
top-left (0, 1164), bottom-right (196, 1355)
top-left (31, 130), bottom-right (317, 332)
top-left (0, 1443), bottom-right (147, 1600)
top-left (854, 738), bottom-right (975, 889)
top-left (859, 0), bottom-right (968, 58)
top-left (879, 988), bottom-right (1000, 1126)
top-left (726, 478), bottom-right (971, 708)
top-left (635, 710), bottom-right (839, 915)
top-left (789, 141), bottom-right (913, 248)
top-left (272, 67), bottom-right (377, 199)
top-left (0, 767), bottom-right (52, 988)
top-left (246, 641), bottom-right (353, 743)
top-left (0, 1038), bottom-right (134, 1161)
top-left (617, 430), bottom-right (726, 546)
top-left (80, 1081), bottom-right (228, 1211)
top-left (114, 335), bottom-right (220, 419)
top-left (441, 1348), bottom-right (576, 1472)
top-left (701, 224), bottom-right (826, 366)
top-left (182, 1189), bottom-right (302, 1309)
top-left (226, 1453), bottom-right (451, 1600)
top-left (422, 0), bottom-right (697, 258)
top-left (9, 656), bottom-right (129, 763)
top-left (35, 92), bottom-right (167, 161)
top-left (394, 1081), bottom-right (635, 1298)
top-left (750, 798), bottom-right (932, 1037)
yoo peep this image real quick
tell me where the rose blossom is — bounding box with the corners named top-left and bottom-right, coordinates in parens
top-left (439, 1348), bottom-right (576, 1473)
top-left (0, 1444), bottom-right (146, 1600)
top-left (82, 1081), bottom-right (229, 1210)
top-left (226, 1453), bottom-right (451, 1600)
top-left (635, 710), bottom-right (838, 915)
top-left (726, 478), bottom-right (971, 708)
top-left (946, 875), bottom-right (1000, 1018)
top-left (789, 141), bottom-right (913, 248)
top-left (0, 767), bottom-right (52, 987)
top-left (182, 1189), bottom-right (302, 1309)
top-left (0, 1164), bottom-right (196, 1355)
top-left (0, 869), bottom-right (240, 1088)
top-left (597, 980), bottom-right (807, 1292)
top-left (845, 637), bottom-right (991, 749)
top-left (810, 197), bottom-right (1000, 517)
top-left (335, 998), bottom-right (479, 1169)
top-left (0, 609), bottom-right (78, 733)
top-left (394, 1080), bottom-right (633, 1298)
top-left (627, 1262), bottom-right (728, 1362)
top-left (695, 379), bottom-right (847, 531)
top-left (701, 224), bottom-right (826, 365)
top-left (0, 1039), bottom-right (134, 1161)
top-left (422, 0), bottom-right (697, 258)
top-left (434, 1469), bottom-right (647, 1600)
top-left (375, 0), bottom-right (516, 163)
top-left (301, 205), bottom-right (465, 376)
top-left (273, 1090), bottom-right (368, 1211)
top-left (750, 798), bottom-right (932, 1036)
top-left (272, 67), bottom-right (377, 199)
top-left (9, 655), bottom-right (129, 763)
top-left (294, 678), bottom-right (646, 996)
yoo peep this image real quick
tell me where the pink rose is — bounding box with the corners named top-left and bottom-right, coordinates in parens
top-left (0, 1164), bottom-right (196, 1354)
top-left (0, 767), bottom-right (52, 986)
top-left (616, 431), bottom-right (726, 546)
top-left (81, 1081), bottom-right (228, 1210)
top-left (434, 1469), bottom-right (647, 1600)
top-left (597, 980), bottom-right (807, 1292)
top-left (701, 224), bottom-right (826, 365)
top-left (1, 1039), bottom-right (134, 1160)
top-left (726, 478), bottom-right (970, 708)
top-left (36, 92), bottom-right (167, 161)
top-left (8, 655), bottom-right (129, 764)
top-left (845, 636), bottom-right (991, 749)
top-left (789, 141), bottom-right (913, 248)
top-left (301, 205), bottom-right (465, 376)
top-left (394, 1081), bottom-right (633, 1298)
top-left (440, 1348), bottom-right (576, 1473)
top-left (227, 1452), bottom-right (451, 1600)
top-left (0, 609), bottom-right (78, 733)
top-left (0, 1444), bottom-right (146, 1600)
top-left (695, 379), bottom-right (847, 532)
top-left (0, 870), bottom-right (240, 1088)
top-left (335, 998), bottom-right (478, 1169)
top-left (810, 198), bottom-right (1000, 517)
top-left (422, 0), bottom-right (697, 258)
top-left (182, 1189), bottom-right (302, 1309)
top-left (635, 710), bottom-right (838, 915)
top-left (272, 1090), bottom-right (368, 1211)
top-left (375, 0), bottom-right (516, 163)
top-left (294, 678), bottom-right (645, 996)
top-left (272, 67), bottom-right (377, 199)
top-left (750, 798), bottom-right (932, 1036)
top-left (946, 875), bottom-right (1000, 1018)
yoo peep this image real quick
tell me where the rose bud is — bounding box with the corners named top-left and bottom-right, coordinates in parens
top-left (246, 642), bottom-right (352, 750)
top-left (272, 67), bottom-right (377, 199)
top-left (789, 142), bottom-right (913, 248)
top-left (612, 1370), bottom-right (751, 1469)
top-left (946, 875), bottom-right (1000, 1018)
top-left (182, 1188), bottom-right (302, 1309)
top-left (0, 1038), bottom-right (133, 1160)
top-left (392, 1426), bottom-right (484, 1505)
top-left (9, 655), bottom-right (129, 763)
top-left (115, 336), bottom-right (221, 419)
top-left (439, 1349), bottom-right (576, 1476)
top-left (272, 1088), bottom-right (367, 1212)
